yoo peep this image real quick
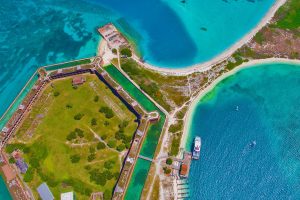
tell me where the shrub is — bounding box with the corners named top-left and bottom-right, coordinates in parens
top-left (97, 142), bottom-right (106, 150)
top-left (120, 48), bottom-right (132, 57)
top-left (166, 158), bottom-right (173, 165)
top-left (116, 144), bottom-right (126, 152)
top-left (74, 113), bottom-right (84, 120)
top-left (104, 190), bottom-right (112, 200)
top-left (91, 118), bottom-right (97, 126)
top-left (87, 153), bottom-right (96, 162)
top-left (53, 91), bottom-right (60, 97)
top-left (23, 168), bottom-right (34, 182)
top-left (113, 172), bottom-right (119, 180)
top-left (66, 131), bottom-right (77, 141)
top-left (107, 140), bottom-right (117, 148)
top-left (115, 130), bottom-right (125, 141)
top-left (29, 157), bottom-right (40, 169)
top-left (125, 142), bottom-right (131, 149)
top-left (170, 137), bottom-right (180, 156)
top-left (163, 167), bottom-right (171, 174)
top-left (5, 143), bottom-right (26, 153)
top-left (89, 147), bottom-right (96, 154)
top-left (104, 160), bottom-right (115, 169)
top-left (119, 121), bottom-right (129, 129)
top-left (112, 48), bottom-right (117, 54)
top-left (99, 106), bottom-right (114, 119)
top-left (89, 169), bottom-right (107, 186)
top-left (84, 165), bottom-right (91, 171)
top-left (94, 96), bottom-right (99, 102)
top-left (104, 170), bottom-right (113, 180)
top-left (66, 103), bottom-right (73, 109)
top-left (64, 178), bottom-right (92, 196)
top-left (9, 157), bottom-right (15, 164)
top-left (75, 128), bottom-right (84, 138)
top-left (104, 121), bottom-right (109, 126)
top-left (70, 154), bottom-right (81, 163)
top-left (101, 134), bottom-right (107, 140)
top-left (23, 147), bottom-right (30, 154)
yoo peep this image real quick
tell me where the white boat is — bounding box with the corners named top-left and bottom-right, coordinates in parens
top-left (192, 136), bottom-right (201, 159)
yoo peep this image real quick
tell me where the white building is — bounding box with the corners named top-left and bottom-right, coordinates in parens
top-left (61, 192), bottom-right (74, 200)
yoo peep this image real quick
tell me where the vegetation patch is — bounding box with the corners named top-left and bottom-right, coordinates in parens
top-left (8, 75), bottom-right (138, 199)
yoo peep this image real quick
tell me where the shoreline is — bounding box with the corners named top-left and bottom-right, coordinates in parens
top-left (181, 58), bottom-right (300, 149)
top-left (126, 0), bottom-right (287, 75)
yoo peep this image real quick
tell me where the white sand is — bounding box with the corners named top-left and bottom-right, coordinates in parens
top-left (181, 58), bottom-right (300, 149)
top-left (131, 0), bottom-right (287, 75)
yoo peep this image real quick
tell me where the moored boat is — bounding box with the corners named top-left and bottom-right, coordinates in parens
top-left (192, 136), bottom-right (201, 159)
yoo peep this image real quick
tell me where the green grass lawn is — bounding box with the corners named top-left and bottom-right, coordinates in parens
top-left (7, 74), bottom-right (138, 199)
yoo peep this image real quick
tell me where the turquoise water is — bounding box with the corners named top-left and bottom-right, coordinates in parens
top-left (186, 63), bottom-right (300, 199)
top-left (105, 65), bottom-right (166, 199)
top-left (0, 0), bottom-right (275, 118)
top-left (0, 176), bottom-right (12, 200)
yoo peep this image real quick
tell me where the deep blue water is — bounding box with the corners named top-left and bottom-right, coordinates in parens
top-left (0, 0), bottom-right (275, 117)
top-left (186, 63), bottom-right (300, 199)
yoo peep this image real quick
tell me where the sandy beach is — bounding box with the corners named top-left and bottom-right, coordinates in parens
top-left (181, 58), bottom-right (300, 149)
top-left (129, 0), bottom-right (287, 75)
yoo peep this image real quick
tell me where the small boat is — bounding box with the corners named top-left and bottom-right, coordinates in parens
top-left (192, 136), bottom-right (201, 160)
top-left (249, 140), bottom-right (256, 148)
top-left (236, 106), bottom-right (239, 111)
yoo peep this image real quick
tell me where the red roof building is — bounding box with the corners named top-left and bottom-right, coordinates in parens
top-left (72, 76), bottom-right (86, 86)
top-left (180, 163), bottom-right (188, 177)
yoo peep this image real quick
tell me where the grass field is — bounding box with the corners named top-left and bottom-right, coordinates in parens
top-left (7, 74), bottom-right (138, 199)
top-left (274, 0), bottom-right (300, 30)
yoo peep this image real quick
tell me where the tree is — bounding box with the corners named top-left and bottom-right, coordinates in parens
top-left (104, 170), bottom-right (113, 180)
top-left (74, 113), bottom-right (84, 120)
top-left (101, 134), bottom-right (107, 140)
top-left (120, 48), bottom-right (132, 57)
top-left (89, 169), bottom-right (107, 186)
top-left (94, 95), bottom-right (99, 102)
top-left (116, 144), bottom-right (125, 152)
top-left (107, 140), bottom-right (117, 148)
top-left (89, 147), bottom-right (95, 154)
top-left (87, 153), bottom-right (96, 162)
top-left (99, 106), bottom-right (114, 119)
top-left (23, 168), bottom-right (34, 182)
top-left (9, 157), bottom-right (15, 164)
top-left (66, 103), bottom-right (73, 109)
top-left (70, 154), bottom-right (81, 163)
top-left (91, 118), bottom-right (97, 126)
top-left (53, 91), bottom-right (60, 97)
top-left (104, 121), bottom-right (109, 126)
top-left (23, 147), bottom-right (30, 154)
top-left (104, 190), bottom-right (112, 200)
top-left (112, 48), bottom-right (117, 55)
top-left (66, 131), bottom-right (77, 141)
top-left (75, 128), bottom-right (84, 138)
top-left (104, 160), bottom-right (115, 169)
top-left (166, 158), bottom-right (173, 165)
top-left (96, 142), bottom-right (106, 150)
top-left (163, 167), bottom-right (171, 174)
top-left (29, 157), bottom-right (40, 169)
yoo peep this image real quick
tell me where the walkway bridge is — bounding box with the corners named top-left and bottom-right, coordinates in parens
top-left (138, 155), bottom-right (155, 162)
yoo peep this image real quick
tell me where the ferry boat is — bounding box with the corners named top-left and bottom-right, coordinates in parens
top-left (192, 136), bottom-right (201, 160)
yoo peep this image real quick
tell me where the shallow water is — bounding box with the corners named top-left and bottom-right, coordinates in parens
top-left (0, 176), bottom-right (12, 200)
top-left (186, 63), bottom-right (300, 199)
top-left (0, 0), bottom-right (275, 117)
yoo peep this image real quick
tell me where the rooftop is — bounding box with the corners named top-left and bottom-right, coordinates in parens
top-left (37, 183), bottom-right (54, 200)
top-left (1, 164), bottom-right (16, 181)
